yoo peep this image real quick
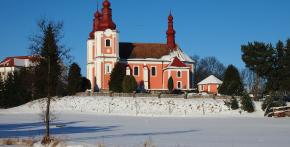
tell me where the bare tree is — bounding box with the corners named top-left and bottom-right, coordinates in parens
top-left (191, 56), bottom-right (225, 88)
top-left (241, 68), bottom-right (266, 100)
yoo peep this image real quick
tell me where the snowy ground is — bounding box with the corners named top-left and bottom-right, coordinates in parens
top-left (1, 113), bottom-right (290, 147)
top-left (1, 96), bottom-right (290, 147)
top-left (2, 96), bottom-right (265, 117)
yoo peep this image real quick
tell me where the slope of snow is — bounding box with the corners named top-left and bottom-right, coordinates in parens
top-left (2, 96), bottom-right (264, 117)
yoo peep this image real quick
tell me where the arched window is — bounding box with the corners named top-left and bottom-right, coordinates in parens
top-left (105, 64), bottom-right (112, 74)
top-left (177, 81), bottom-right (182, 89)
top-left (105, 39), bottom-right (111, 47)
top-left (177, 71), bottom-right (181, 78)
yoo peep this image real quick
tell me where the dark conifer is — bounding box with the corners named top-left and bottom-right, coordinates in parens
top-left (109, 63), bottom-right (126, 92)
top-left (241, 94), bottom-right (255, 113)
top-left (219, 65), bottom-right (244, 96)
top-left (67, 63), bottom-right (82, 95)
top-left (81, 77), bottom-right (91, 92)
top-left (30, 20), bottom-right (70, 99)
top-left (168, 76), bottom-right (174, 93)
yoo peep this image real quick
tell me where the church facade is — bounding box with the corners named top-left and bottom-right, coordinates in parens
top-left (87, 0), bottom-right (195, 92)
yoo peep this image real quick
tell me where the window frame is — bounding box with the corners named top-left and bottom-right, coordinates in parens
top-left (105, 39), bottom-right (111, 47)
top-left (133, 66), bottom-right (139, 76)
top-left (177, 71), bottom-right (182, 78)
top-left (105, 64), bottom-right (112, 74)
top-left (177, 81), bottom-right (182, 89)
top-left (151, 66), bottom-right (157, 76)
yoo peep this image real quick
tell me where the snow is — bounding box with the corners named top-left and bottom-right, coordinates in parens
top-left (1, 96), bottom-right (290, 147)
top-left (2, 96), bottom-right (264, 117)
top-left (1, 113), bottom-right (290, 147)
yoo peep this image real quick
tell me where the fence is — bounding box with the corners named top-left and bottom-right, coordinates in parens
top-left (76, 92), bottom-right (232, 99)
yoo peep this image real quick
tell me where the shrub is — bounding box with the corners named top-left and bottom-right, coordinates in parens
top-left (122, 75), bottom-right (137, 93)
top-left (241, 94), bottom-right (255, 113)
top-left (224, 96), bottom-right (239, 110)
top-left (261, 96), bottom-right (286, 111)
top-left (230, 96), bottom-right (239, 110)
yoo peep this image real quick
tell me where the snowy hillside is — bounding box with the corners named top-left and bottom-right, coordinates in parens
top-left (3, 96), bottom-right (265, 117)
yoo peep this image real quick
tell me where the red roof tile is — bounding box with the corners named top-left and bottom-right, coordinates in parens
top-left (119, 42), bottom-right (170, 59)
top-left (170, 57), bottom-right (187, 67)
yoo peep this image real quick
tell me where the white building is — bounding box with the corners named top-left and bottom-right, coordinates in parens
top-left (0, 56), bottom-right (37, 80)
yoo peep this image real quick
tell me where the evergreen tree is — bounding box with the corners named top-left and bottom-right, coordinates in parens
top-left (29, 20), bottom-right (70, 143)
top-left (241, 94), bottom-right (255, 113)
top-left (242, 39), bottom-right (290, 95)
top-left (81, 77), bottom-right (91, 92)
top-left (279, 39), bottom-right (290, 93)
top-left (122, 75), bottom-right (137, 93)
top-left (67, 63), bottom-right (82, 95)
top-left (168, 76), bottom-right (174, 93)
top-left (219, 65), bottom-right (244, 96)
top-left (30, 20), bottom-right (70, 99)
top-left (109, 63), bottom-right (126, 92)
top-left (2, 73), bottom-right (25, 108)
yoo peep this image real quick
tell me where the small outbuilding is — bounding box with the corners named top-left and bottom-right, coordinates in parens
top-left (197, 75), bottom-right (223, 94)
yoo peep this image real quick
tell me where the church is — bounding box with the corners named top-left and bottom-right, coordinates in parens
top-left (87, 0), bottom-right (195, 92)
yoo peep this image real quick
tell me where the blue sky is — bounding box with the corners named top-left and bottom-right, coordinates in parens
top-left (1, 0), bottom-right (290, 76)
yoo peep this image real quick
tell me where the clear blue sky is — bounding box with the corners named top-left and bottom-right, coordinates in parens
top-left (1, 0), bottom-right (290, 76)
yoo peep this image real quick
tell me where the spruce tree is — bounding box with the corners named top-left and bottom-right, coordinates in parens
top-left (219, 65), bottom-right (244, 96)
top-left (241, 94), bottom-right (255, 113)
top-left (30, 20), bottom-right (70, 99)
top-left (81, 77), bottom-right (91, 92)
top-left (168, 76), bottom-right (174, 93)
top-left (122, 75), bottom-right (137, 93)
top-left (109, 63), bottom-right (126, 92)
top-left (67, 63), bottom-right (82, 95)
top-left (2, 73), bottom-right (24, 108)
top-left (29, 20), bottom-right (70, 143)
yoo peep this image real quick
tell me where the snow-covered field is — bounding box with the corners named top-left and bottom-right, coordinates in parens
top-left (1, 96), bottom-right (290, 147)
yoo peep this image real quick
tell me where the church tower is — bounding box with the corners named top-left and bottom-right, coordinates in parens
top-left (87, 0), bottom-right (119, 91)
top-left (166, 12), bottom-right (176, 51)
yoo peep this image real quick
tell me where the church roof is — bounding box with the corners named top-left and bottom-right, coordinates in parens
top-left (168, 57), bottom-right (187, 67)
top-left (198, 75), bottom-right (223, 85)
top-left (119, 42), bottom-right (170, 59)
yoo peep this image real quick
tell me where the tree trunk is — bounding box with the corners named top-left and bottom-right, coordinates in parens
top-left (42, 57), bottom-right (51, 144)
top-left (253, 73), bottom-right (260, 101)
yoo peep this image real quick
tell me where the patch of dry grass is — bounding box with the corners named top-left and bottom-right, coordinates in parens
top-left (0, 138), bottom-right (35, 146)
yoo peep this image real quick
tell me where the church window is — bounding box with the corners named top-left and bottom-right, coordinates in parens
top-left (151, 66), bottom-right (156, 76)
top-left (105, 64), bottom-right (111, 74)
top-left (177, 81), bottom-right (182, 89)
top-left (177, 71), bottom-right (181, 78)
top-left (105, 39), bottom-right (111, 47)
top-left (134, 66), bottom-right (139, 76)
